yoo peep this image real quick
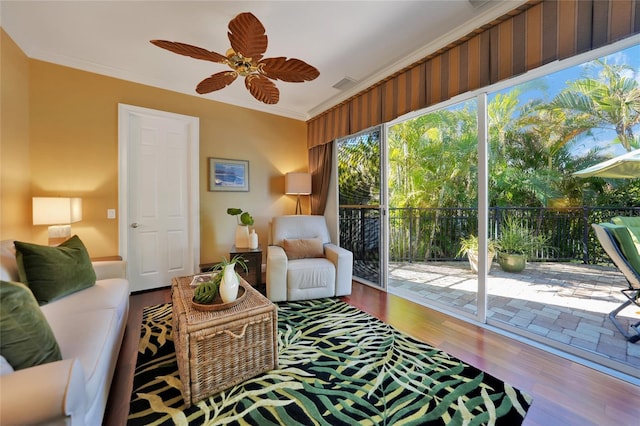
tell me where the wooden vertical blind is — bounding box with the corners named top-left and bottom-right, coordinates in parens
top-left (307, 0), bottom-right (640, 149)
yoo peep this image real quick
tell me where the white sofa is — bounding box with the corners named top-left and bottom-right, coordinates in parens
top-left (0, 240), bottom-right (130, 426)
top-left (267, 215), bottom-right (353, 302)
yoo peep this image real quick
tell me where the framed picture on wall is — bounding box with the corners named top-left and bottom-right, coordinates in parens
top-left (208, 158), bottom-right (249, 192)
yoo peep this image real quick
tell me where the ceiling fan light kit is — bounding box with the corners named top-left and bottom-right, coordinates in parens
top-left (151, 12), bottom-right (319, 105)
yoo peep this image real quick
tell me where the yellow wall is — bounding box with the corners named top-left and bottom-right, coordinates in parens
top-left (1, 29), bottom-right (32, 242)
top-left (2, 29), bottom-right (309, 262)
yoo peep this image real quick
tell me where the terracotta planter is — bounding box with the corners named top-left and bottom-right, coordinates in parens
top-left (497, 252), bottom-right (526, 273)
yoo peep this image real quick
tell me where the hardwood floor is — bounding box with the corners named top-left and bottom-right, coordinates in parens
top-left (104, 281), bottom-right (640, 426)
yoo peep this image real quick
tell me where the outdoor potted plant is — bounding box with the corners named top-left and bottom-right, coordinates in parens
top-left (496, 217), bottom-right (549, 273)
top-left (457, 235), bottom-right (498, 273)
top-left (227, 208), bottom-right (254, 248)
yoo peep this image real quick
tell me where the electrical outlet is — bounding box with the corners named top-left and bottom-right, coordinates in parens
top-left (107, 209), bottom-right (116, 219)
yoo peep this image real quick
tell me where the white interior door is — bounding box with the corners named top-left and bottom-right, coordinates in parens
top-left (118, 104), bottom-right (200, 292)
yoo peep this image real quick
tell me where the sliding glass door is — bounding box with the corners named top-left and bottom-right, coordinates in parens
top-left (337, 127), bottom-right (386, 289)
top-left (386, 99), bottom-right (481, 317)
top-left (334, 36), bottom-right (640, 380)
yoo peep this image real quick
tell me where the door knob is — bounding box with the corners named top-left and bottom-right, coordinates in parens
top-left (131, 223), bottom-right (140, 228)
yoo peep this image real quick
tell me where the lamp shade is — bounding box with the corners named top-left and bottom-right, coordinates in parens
top-left (33, 197), bottom-right (82, 225)
top-left (285, 172), bottom-right (312, 195)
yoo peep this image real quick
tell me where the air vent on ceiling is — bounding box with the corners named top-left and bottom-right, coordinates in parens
top-left (468, 0), bottom-right (490, 7)
top-left (332, 77), bottom-right (358, 91)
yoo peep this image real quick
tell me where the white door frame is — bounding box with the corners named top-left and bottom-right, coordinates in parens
top-left (117, 103), bottom-right (200, 281)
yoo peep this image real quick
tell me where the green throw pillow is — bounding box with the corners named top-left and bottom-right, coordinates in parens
top-left (0, 280), bottom-right (62, 370)
top-left (600, 223), bottom-right (640, 273)
top-left (14, 235), bottom-right (96, 305)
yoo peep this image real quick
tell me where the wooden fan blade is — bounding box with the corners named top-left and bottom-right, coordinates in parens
top-left (245, 74), bottom-right (279, 104)
top-left (196, 71), bottom-right (238, 94)
top-left (151, 40), bottom-right (228, 63)
top-left (228, 12), bottom-right (267, 62)
top-left (260, 57), bottom-right (320, 82)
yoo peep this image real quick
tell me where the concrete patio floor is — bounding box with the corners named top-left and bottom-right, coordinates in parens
top-left (386, 261), bottom-right (640, 370)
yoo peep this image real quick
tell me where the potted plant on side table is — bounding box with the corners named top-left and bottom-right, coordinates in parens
top-left (457, 235), bottom-right (498, 273)
top-left (227, 208), bottom-right (254, 248)
top-left (496, 216), bottom-right (549, 273)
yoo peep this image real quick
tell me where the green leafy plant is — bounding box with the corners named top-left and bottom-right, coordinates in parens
top-left (227, 208), bottom-right (254, 226)
top-left (194, 280), bottom-right (219, 303)
top-left (207, 254), bottom-right (249, 276)
top-left (457, 234), bottom-right (499, 273)
top-left (496, 216), bottom-right (549, 258)
top-left (457, 235), bottom-right (498, 257)
top-left (195, 255), bottom-right (249, 304)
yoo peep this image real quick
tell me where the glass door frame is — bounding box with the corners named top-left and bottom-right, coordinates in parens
top-left (384, 93), bottom-right (489, 324)
top-left (335, 125), bottom-right (388, 291)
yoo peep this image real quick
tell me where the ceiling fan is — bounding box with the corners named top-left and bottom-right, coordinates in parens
top-left (151, 12), bottom-right (320, 105)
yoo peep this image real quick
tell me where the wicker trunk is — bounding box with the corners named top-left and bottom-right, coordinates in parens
top-left (171, 275), bottom-right (278, 406)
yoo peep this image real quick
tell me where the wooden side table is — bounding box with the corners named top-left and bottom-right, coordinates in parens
top-left (229, 245), bottom-right (262, 286)
top-left (200, 246), bottom-right (263, 286)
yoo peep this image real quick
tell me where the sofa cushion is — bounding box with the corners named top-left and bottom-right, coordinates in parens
top-left (41, 278), bottom-right (129, 323)
top-left (45, 308), bottom-right (118, 412)
top-left (0, 240), bottom-right (19, 282)
top-left (0, 280), bottom-right (62, 370)
top-left (283, 238), bottom-right (324, 260)
top-left (14, 236), bottom-right (96, 305)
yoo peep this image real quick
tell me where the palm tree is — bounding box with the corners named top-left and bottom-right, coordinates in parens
top-left (337, 130), bottom-right (381, 206)
top-left (388, 101), bottom-right (479, 259)
top-left (488, 91), bottom-right (520, 159)
top-left (516, 100), bottom-right (595, 170)
top-left (551, 60), bottom-right (640, 152)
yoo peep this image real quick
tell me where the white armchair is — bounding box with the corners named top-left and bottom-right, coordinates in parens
top-left (266, 215), bottom-right (353, 302)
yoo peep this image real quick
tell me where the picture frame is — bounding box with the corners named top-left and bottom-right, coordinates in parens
top-left (208, 157), bottom-right (249, 192)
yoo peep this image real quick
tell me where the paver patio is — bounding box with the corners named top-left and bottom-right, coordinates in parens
top-left (386, 261), bottom-right (640, 371)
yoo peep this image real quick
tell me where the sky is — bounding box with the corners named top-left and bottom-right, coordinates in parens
top-left (491, 43), bottom-right (640, 158)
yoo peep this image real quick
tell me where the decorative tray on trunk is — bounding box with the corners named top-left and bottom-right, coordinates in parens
top-left (191, 281), bottom-right (247, 311)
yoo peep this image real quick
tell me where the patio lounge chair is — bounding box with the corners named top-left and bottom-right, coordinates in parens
top-left (592, 222), bottom-right (640, 343)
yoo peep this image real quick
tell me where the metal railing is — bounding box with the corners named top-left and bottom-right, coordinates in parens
top-left (339, 206), bottom-right (640, 265)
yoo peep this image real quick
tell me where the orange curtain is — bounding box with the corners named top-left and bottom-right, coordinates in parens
top-left (306, 103), bottom-right (349, 150)
top-left (308, 143), bottom-right (333, 215)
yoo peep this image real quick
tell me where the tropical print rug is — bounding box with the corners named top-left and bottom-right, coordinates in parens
top-left (128, 299), bottom-right (532, 425)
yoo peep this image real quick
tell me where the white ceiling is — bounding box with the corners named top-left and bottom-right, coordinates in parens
top-left (1, 1), bottom-right (526, 121)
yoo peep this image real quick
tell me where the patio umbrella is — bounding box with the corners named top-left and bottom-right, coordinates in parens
top-left (573, 148), bottom-right (640, 178)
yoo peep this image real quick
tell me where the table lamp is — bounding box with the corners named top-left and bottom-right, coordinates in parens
top-left (33, 197), bottom-right (82, 245)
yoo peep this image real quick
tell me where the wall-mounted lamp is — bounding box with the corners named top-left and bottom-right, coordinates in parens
top-left (33, 197), bottom-right (82, 245)
top-left (285, 172), bottom-right (311, 215)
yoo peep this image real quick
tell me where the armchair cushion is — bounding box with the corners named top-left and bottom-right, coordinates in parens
top-left (287, 258), bottom-right (336, 300)
top-left (283, 238), bottom-right (324, 259)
